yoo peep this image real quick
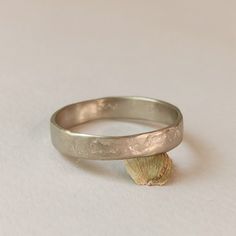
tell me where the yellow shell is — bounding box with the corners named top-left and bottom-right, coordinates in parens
top-left (124, 153), bottom-right (172, 186)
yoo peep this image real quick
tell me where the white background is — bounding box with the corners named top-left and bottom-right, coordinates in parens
top-left (0, 1), bottom-right (236, 235)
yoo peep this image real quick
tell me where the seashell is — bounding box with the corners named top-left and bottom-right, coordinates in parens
top-left (124, 153), bottom-right (172, 186)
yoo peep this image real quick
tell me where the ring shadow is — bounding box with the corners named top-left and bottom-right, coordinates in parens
top-left (62, 155), bottom-right (131, 183)
top-left (61, 132), bottom-right (220, 185)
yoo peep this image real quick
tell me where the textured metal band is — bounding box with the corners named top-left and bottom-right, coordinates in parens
top-left (50, 97), bottom-right (183, 160)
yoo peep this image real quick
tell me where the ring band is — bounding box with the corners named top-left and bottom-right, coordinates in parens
top-left (50, 96), bottom-right (183, 160)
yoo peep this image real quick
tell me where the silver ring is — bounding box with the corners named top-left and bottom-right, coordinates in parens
top-left (50, 96), bottom-right (183, 160)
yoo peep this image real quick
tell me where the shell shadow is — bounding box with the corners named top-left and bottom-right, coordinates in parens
top-left (61, 131), bottom-right (220, 186)
top-left (170, 132), bottom-right (220, 185)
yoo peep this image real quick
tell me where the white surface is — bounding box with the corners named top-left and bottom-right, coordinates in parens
top-left (0, 1), bottom-right (236, 235)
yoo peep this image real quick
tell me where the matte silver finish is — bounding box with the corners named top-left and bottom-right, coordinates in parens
top-left (50, 97), bottom-right (183, 160)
